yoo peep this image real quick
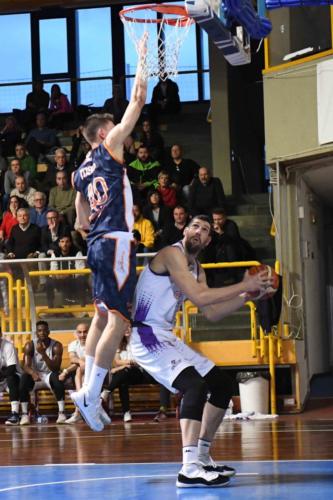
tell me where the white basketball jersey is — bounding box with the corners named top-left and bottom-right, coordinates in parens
top-left (32, 339), bottom-right (56, 374)
top-left (132, 242), bottom-right (199, 330)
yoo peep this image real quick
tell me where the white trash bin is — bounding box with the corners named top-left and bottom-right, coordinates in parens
top-left (237, 372), bottom-right (270, 414)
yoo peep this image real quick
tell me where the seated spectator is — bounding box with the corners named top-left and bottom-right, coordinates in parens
top-left (14, 143), bottom-right (37, 180)
top-left (0, 116), bottom-right (22, 157)
top-left (48, 171), bottom-right (76, 227)
top-left (48, 84), bottom-right (73, 129)
top-left (202, 207), bottom-right (254, 286)
top-left (151, 77), bottom-right (181, 119)
top-left (19, 320), bottom-right (66, 425)
top-left (143, 189), bottom-right (171, 250)
top-left (25, 80), bottom-right (50, 119)
top-left (29, 191), bottom-right (49, 228)
top-left (10, 175), bottom-right (36, 208)
top-left (165, 144), bottom-right (199, 199)
top-left (0, 150), bottom-right (6, 174)
top-left (0, 328), bottom-right (23, 425)
top-left (108, 332), bottom-right (157, 423)
top-left (160, 204), bottom-right (189, 247)
top-left (45, 233), bottom-right (86, 309)
top-left (128, 146), bottom-right (161, 201)
top-left (42, 147), bottom-right (71, 192)
top-left (69, 128), bottom-right (91, 170)
top-left (0, 196), bottom-right (21, 244)
top-left (4, 159), bottom-right (31, 209)
top-left (25, 112), bottom-right (58, 160)
top-left (6, 207), bottom-right (41, 259)
top-left (157, 170), bottom-right (177, 209)
top-left (41, 209), bottom-right (70, 256)
top-left (136, 119), bottom-right (164, 162)
top-left (133, 203), bottom-right (155, 252)
top-left (59, 322), bottom-right (88, 424)
top-left (189, 166), bottom-right (226, 216)
top-left (102, 84), bottom-right (129, 124)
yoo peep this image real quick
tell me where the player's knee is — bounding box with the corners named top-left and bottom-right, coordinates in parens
top-left (173, 368), bottom-right (209, 421)
top-left (204, 366), bottom-right (234, 409)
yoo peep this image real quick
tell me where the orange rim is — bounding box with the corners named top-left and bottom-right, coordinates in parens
top-left (119, 3), bottom-right (194, 27)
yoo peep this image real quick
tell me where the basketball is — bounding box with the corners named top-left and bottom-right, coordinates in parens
top-left (248, 264), bottom-right (279, 300)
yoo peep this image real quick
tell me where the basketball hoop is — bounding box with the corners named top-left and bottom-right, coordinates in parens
top-left (119, 4), bottom-right (194, 81)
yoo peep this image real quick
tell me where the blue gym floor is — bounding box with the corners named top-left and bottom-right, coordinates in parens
top-left (0, 460), bottom-right (332, 499)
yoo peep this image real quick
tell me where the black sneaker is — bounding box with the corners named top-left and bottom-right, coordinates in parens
top-left (202, 463), bottom-right (236, 477)
top-left (176, 468), bottom-right (230, 488)
top-left (5, 412), bottom-right (20, 426)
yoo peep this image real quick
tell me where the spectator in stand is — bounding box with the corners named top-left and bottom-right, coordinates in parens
top-left (59, 323), bottom-right (89, 424)
top-left (0, 328), bottom-right (23, 425)
top-left (4, 159), bottom-right (31, 209)
top-left (0, 116), bottom-right (21, 157)
top-left (133, 203), bottom-right (155, 252)
top-left (136, 119), bottom-right (164, 162)
top-left (102, 84), bottom-right (129, 124)
top-left (45, 233), bottom-right (86, 309)
top-left (165, 144), bottom-right (199, 199)
top-left (25, 112), bottom-right (58, 160)
top-left (48, 84), bottom-right (73, 129)
top-left (25, 81), bottom-right (50, 119)
top-left (202, 207), bottom-right (254, 286)
top-left (29, 191), bottom-right (48, 228)
top-left (19, 320), bottom-right (66, 425)
top-left (157, 170), bottom-right (177, 209)
top-left (6, 207), bottom-right (41, 259)
top-left (42, 147), bottom-right (71, 192)
top-left (160, 204), bottom-right (189, 247)
top-left (143, 189), bottom-right (171, 250)
top-left (128, 146), bottom-right (161, 201)
top-left (69, 128), bottom-right (91, 170)
top-left (41, 209), bottom-right (70, 256)
top-left (48, 171), bottom-right (76, 227)
top-left (151, 77), bottom-right (181, 120)
top-left (10, 175), bottom-right (36, 208)
top-left (14, 143), bottom-right (37, 180)
top-left (189, 167), bottom-right (226, 216)
top-left (0, 196), bottom-right (21, 244)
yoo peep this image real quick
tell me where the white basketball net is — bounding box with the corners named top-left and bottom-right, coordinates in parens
top-left (121, 7), bottom-right (193, 81)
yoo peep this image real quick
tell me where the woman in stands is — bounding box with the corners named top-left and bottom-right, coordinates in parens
top-left (143, 189), bottom-right (171, 250)
top-left (49, 84), bottom-right (72, 129)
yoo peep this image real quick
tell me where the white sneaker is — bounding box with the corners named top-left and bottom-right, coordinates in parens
top-left (56, 413), bottom-right (67, 424)
top-left (20, 414), bottom-right (30, 426)
top-left (176, 464), bottom-right (230, 488)
top-left (65, 412), bottom-right (82, 424)
top-left (71, 389), bottom-right (104, 432)
top-left (199, 457), bottom-right (236, 477)
top-left (123, 411), bottom-right (132, 423)
top-left (99, 403), bottom-right (112, 425)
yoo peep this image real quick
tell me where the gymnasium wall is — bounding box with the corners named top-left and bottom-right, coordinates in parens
top-left (263, 55), bottom-right (333, 164)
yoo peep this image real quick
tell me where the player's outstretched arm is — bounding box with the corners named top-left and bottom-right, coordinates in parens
top-left (156, 247), bottom-right (272, 308)
top-left (197, 268), bottom-right (246, 321)
top-left (105, 33), bottom-right (148, 153)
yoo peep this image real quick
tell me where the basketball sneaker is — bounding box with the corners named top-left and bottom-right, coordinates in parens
top-left (71, 389), bottom-right (104, 432)
top-left (56, 413), bottom-right (67, 424)
top-left (200, 458), bottom-right (236, 477)
top-left (123, 411), bottom-right (132, 423)
top-left (20, 414), bottom-right (30, 426)
top-left (176, 464), bottom-right (230, 488)
top-left (5, 412), bottom-right (20, 426)
top-left (65, 412), bottom-right (82, 424)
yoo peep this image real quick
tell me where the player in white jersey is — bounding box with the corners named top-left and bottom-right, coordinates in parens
top-left (130, 215), bottom-right (273, 488)
top-left (0, 329), bottom-right (22, 425)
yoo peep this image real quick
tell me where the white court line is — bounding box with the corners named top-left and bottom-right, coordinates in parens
top-left (0, 471), bottom-right (260, 494)
top-left (0, 474), bottom-right (176, 493)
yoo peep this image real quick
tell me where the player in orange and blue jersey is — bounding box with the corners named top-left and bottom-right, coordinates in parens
top-left (71, 34), bottom-right (148, 432)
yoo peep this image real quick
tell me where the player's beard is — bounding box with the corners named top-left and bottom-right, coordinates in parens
top-left (184, 236), bottom-right (202, 255)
